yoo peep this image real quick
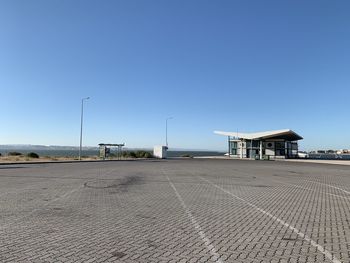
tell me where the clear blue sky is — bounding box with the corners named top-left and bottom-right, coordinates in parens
top-left (1, 0), bottom-right (349, 151)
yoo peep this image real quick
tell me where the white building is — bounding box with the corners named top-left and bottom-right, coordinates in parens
top-left (153, 145), bottom-right (168, 159)
top-left (337, 149), bottom-right (349, 154)
top-left (215, 129), bottom-right (303, 159)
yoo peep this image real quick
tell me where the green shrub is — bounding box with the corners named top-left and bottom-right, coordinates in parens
top-left (135, 150), bottom-right (153, 158)
top-left (135, 151), bottom-right (144, 158)
top-left (27, 152), bottom-right (39, 158)
top-left (122, 151), bottom-right (137, 158)
top-left (143, 152), bottom-right (153, 158)
top-left (121, 151), bottom-right (153, 158)
top-left (8, 152), bottom-right (23, 156)
top-left (181, 154), bottom-right (193, 158)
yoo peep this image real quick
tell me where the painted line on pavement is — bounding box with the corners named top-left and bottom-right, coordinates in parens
top-left (304, 180), bottom-right (350, 195)
top-left (165, 173), bottom-right (223, 263)
top-left (200, 176), bottom-right (342, 263)
top-left (271, 180), bottom-right (350, 201)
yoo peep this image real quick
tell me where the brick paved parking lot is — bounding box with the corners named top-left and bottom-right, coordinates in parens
top-left (1, 159), bottom-right (350, 263)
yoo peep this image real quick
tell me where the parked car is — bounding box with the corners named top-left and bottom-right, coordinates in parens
top-left (297, 151), bottom-right (309, 159)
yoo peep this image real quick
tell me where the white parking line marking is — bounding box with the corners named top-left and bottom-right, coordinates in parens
top-left (200, 176), bottom-right (342, 263)
top-left (165, 174), bottom-right (223, 263)
top-left (272, 180), bottom-right (350, 200)
top-left (304, 180), bottom-right (350, 195)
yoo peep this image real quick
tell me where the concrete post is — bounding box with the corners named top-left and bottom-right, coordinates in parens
top-left (260, 141), bottom-right (263, 160)
top-left (228, 136), bottom-right (230, 157)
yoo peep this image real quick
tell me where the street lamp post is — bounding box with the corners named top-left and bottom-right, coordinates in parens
top-left (165, 117), bottom-right (173, 148)
top-left (79, 97), bottom-right (90, 160)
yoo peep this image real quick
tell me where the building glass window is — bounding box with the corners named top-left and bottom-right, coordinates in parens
top-left (275, 142), bottom-right (285, 149)
top-left (275, 141), bottom-right (286, 156)
top-left (230, 141), bottom-right (238, 155)
top-left (246, 141), bottom-right (260, 148)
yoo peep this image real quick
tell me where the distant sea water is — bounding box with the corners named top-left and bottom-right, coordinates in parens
top-left (0, 149), bottom-right (98, 157)
top-left (2, 148), bottom-right (349, 160)
top-left (0, 149), bottom-right (225, 158)
top-left (167, 151), bottom-right (224, 157)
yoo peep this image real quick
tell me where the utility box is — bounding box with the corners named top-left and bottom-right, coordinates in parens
top-left (153, 146), bottom-right (168, 159)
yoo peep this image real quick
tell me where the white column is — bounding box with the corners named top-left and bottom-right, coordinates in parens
top-left (240, 140), bottom-right (243, 158)
top-left (228, 136), bottom-right (230, 157)
top-left (260, 141), bottom-right (263, 160)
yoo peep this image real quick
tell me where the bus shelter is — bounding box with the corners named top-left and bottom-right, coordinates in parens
top-left (98, 143), bottom-right (125, 160)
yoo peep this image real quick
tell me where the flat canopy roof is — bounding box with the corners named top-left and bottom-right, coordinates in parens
top-left (98, 143), bottom-right (125, 146)
top-left (214, 129), bottom-right (303, 141)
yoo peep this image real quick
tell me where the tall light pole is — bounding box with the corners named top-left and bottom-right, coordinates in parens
top-left (79, 97), bottom-right (90, 160)
top-left (165, 117), bottom-right (173, 148)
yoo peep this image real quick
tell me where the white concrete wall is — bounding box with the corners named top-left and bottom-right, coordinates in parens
top-left (265, 141), bottom-right (275, 156)
top-left (153, 146), bottom-right (167, 159)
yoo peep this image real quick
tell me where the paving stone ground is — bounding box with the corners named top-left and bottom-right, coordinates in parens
top-left (0, 159), bottom-right (350, 262)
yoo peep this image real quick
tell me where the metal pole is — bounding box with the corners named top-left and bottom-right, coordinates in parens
top-left (79, 97), bottom-right (90, 161)
top-left (165, 117), bottom-right (173, 147)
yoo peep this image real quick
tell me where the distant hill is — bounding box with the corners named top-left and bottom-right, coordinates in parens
top-left (0, 145), bottom-right (97, 150)
top-left (0, 144), bottom-right (220, 152)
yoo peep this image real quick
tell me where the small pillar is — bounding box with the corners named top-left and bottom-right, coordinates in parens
top-left (153, 146), bottom-right (168, 159)
top-left (260, 141), bottom-right (263, 160)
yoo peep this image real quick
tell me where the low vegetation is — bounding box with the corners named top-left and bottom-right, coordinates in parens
top-left (0, 150), bottom-right (154, 163)
top-left (27, 152), bottom-right (39, 158)
top-left (122, 150), bottom-right (153, 159)
top-left (8, 152), bottom-right (23, 156)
